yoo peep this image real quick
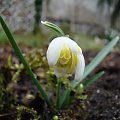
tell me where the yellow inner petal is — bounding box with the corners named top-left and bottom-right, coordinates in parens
top-left (56, 44), bottom-right (78, 74)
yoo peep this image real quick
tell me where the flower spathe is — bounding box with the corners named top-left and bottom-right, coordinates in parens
top-left (47, 37), bottom-right (85, 82)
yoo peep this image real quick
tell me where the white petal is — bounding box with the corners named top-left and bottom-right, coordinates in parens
top-left (47, 36), bottom-right (83, 79)
top-left (75, 54), bottom-right (85, 81)
top-left (47, 37), bottom-right (66, 66)
top-left (63, 37), bottom-right (82, 54)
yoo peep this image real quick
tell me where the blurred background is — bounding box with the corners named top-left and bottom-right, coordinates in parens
top-left (0, 0), bottom-right (120, 50)
top-left (1, 1), bottom-right (120, 118)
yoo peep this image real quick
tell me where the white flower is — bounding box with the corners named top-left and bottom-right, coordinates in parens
top-left (47, 37), bottom-right (85, 82)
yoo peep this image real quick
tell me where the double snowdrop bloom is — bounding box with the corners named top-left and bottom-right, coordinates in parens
top-left (47, 37), bottom-right (85, 82)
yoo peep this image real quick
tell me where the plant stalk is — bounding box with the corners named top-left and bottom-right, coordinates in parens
top-left (56, 79), bottom-right (61, 109)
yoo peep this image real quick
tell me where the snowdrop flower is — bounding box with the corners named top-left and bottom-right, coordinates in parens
top-left (47, 37), bottom-right (85, 82)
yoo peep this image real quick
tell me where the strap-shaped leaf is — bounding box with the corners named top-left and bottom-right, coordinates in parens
top-left (83, 36), bottom-right (119, 79)
top-left (83, 71), bottom-right (104, 89)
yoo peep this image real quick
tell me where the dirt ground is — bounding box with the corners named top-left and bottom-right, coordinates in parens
top-left (82, 50), bottom-right (120, 120)
top-left (0, 45), bottom-right (120, 120)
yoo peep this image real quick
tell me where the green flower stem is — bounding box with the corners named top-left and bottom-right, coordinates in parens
top-left (0, 16), bottom-right (51, 106)
top-left (59, 90), bottom-right (70, 108)
top-left (56, 79), bottom-right (61, 109)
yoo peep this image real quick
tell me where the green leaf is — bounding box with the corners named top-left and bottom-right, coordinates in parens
top-left (0, 16), bottom-right (51, 106)
top-left (83, 36), bottom-right (119, 79)
top-left (41, 21), bottom-right (65, 36)
top-left (83, 71), bottom-right (104, 89)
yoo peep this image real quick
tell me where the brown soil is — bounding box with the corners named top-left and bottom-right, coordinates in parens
top-left (82, 50), bottom-right (120, 120)
top-left (0, 45), bottom-right (120, 120)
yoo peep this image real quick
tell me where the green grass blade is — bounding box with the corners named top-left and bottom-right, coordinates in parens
top-left (83, 36), bottom-right (119, 79)
top-left (41, 21), bottom-right (65, 36)
top-left (0, 16), bottom-right (51, 106)
top-left (83, 71), bottom-right (104, 89)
